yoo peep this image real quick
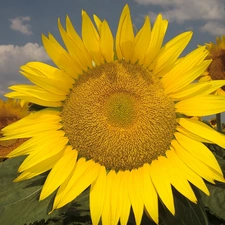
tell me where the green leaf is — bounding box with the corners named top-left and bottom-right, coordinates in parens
top-left (0, 157), bottom-right (100, 225)
top-left (159, 188), bottom-right (209, 225)
top-left (200, 182), bottom-right (225, 221)
top-left (214, 153), bottom-right (225, 174)
top-left (128, 211), bottom-right (157, 225)
top-left (127, 188), bottom-right (209, 225)
top-left (0, 156), bottom-right (60, 225)
top-left (207, 143), bottom-right (225, 159)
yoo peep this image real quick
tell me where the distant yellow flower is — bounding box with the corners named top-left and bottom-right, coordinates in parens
top-left (0, 99), bottom-right (29, 159)
top-left (2, 4), bottom-right (225, 225)
top-left (200, 36), bottom-right (225, 96)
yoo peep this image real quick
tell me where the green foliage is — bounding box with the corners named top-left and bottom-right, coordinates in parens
top-left (159, 188), bottom-right (209, 225)
top-left (127, 189), bottom-right (209, 225)
top-left (0, 156), bottom-right (92, 225)
top-left (201, 182), bottom-right (225, 221)
top-left (1, 145), bottom-right (225, 225)
top-left (200, 153), bottom-right (225, 222)
top-left (0, 157), bottom-right (59, 225)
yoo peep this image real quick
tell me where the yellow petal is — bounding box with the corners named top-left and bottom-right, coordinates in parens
top-left (131, 16), bottom-right (151, 64)
top-left (7, 131), bottom-right (64, 157)
top-left (161, 46), bottom-right (209, 90)
top-left (82, 11), bottom-right (103, 65)
top-left (128, 169), bottom-right (143, 225)
top-left (141, 14), bottom-right (168, 67)
top-left (161, 152), bottom-right (197, 203)
top-left (90, 166), bottom-right (106, 225)
top-left (18, 131), bottom-right (68, 172)
top-left (93, 14), bottom-right (102, 31)
top-left (199, 74), bottom-right (211, 82)
top-left (175, 95), bottom-right (225, 116)
top-left (119, 12), bottom-right (134, 61)
top-left (169, 80), bottom-right (225, 101)
top-left (2, 109), bottom-right (61, 139)
top-left (40, 147), bottom-right (78, 200)
top-left (176, 125), bottom-right (213, 144)
top-left (111, 171), bottom-right (123, 225)
top-left (163, 60), bottom-right (211, 95)
top-left (141, 164), bottom-right (158, 224)
top-left (9, 84), bottom-right (65, 102)
top-left (99, 20), bottom-right (114, 63)
top-left (175, 132), bottom-right (223, 175)
top-left (42, 34), bottom-right (81, 78)
top-left (58, 19), bottom-right (90, 72)
top-left (14, 149), bottom-right (64, 182)
top-left (116, 4), bottom-right (134, 61)
top-left (167, 148), bottom-right (209, 195)
top-left (119, 170), bottom-right (131, 225)
top-left (5, 89), bottom-right (63, 108)
top-left (52, 158), bottom-right (86, 211)
top-left (172, 139), bottom-right (224, 183)
top-left (217, 88), bottom-right (225, 96)
top-left (153, 31), bottom-right (192, 76)
top-left (55, 158), bottom-right (100, 209)
top-left (150, 157), bottom-right (175, 215)
top-left (65, 16), bottom-right (93, 69)
top-left (20, 62), bottom-right (74, 95)
top-left (178, 118), bottom-right (225, 148)
top-left (102, 170), bottom-right (116, 225)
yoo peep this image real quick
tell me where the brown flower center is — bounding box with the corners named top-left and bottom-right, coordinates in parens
top-left (62, 61), bottom-right (177, 170)
top-left (208, 51), bottom-right (225, 91)
top-left (0, 116), bottom-right (26, 158)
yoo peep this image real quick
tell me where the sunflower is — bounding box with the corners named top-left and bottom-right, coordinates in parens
top-left (199, 36), bottom-right (225, 96)
top-left (2, 5), bottom-right (225, 225)
top-left (209, 118), bottom-right (217, 129)
top-left (0, 99), bottom-right (29, 159)
top-left (209, 118), bottom-right (225, 133)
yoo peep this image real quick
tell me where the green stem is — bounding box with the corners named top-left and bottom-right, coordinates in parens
top-left (216, 113), bottom-right (222, 132)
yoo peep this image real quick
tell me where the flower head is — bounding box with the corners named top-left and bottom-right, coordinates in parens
top-left (2, 5), bottom-right (225, 225)
top-left (0, 99), bottom-right (29, 159)
top-left (200, 36), bottom-right (225, 95)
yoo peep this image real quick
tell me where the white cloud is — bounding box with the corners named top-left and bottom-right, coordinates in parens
top-left (201, 22), bottom-right (225, 36)
top-left (9, 16), bottom-right (33, 35)
top-left (135, 0), bottom-right (225, 22)
top-left (0, 43), bottom-right (50, 97)
top-left (135, 0), bottom-right (181, 6)
top-left (134, 0), bottom-right (225, 35)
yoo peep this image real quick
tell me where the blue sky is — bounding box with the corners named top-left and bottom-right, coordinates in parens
top-left (0, 0), bottom-right (225, 107)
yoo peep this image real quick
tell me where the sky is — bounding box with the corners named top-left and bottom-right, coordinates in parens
top-left (0, 0), bottom-right (225, 120)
